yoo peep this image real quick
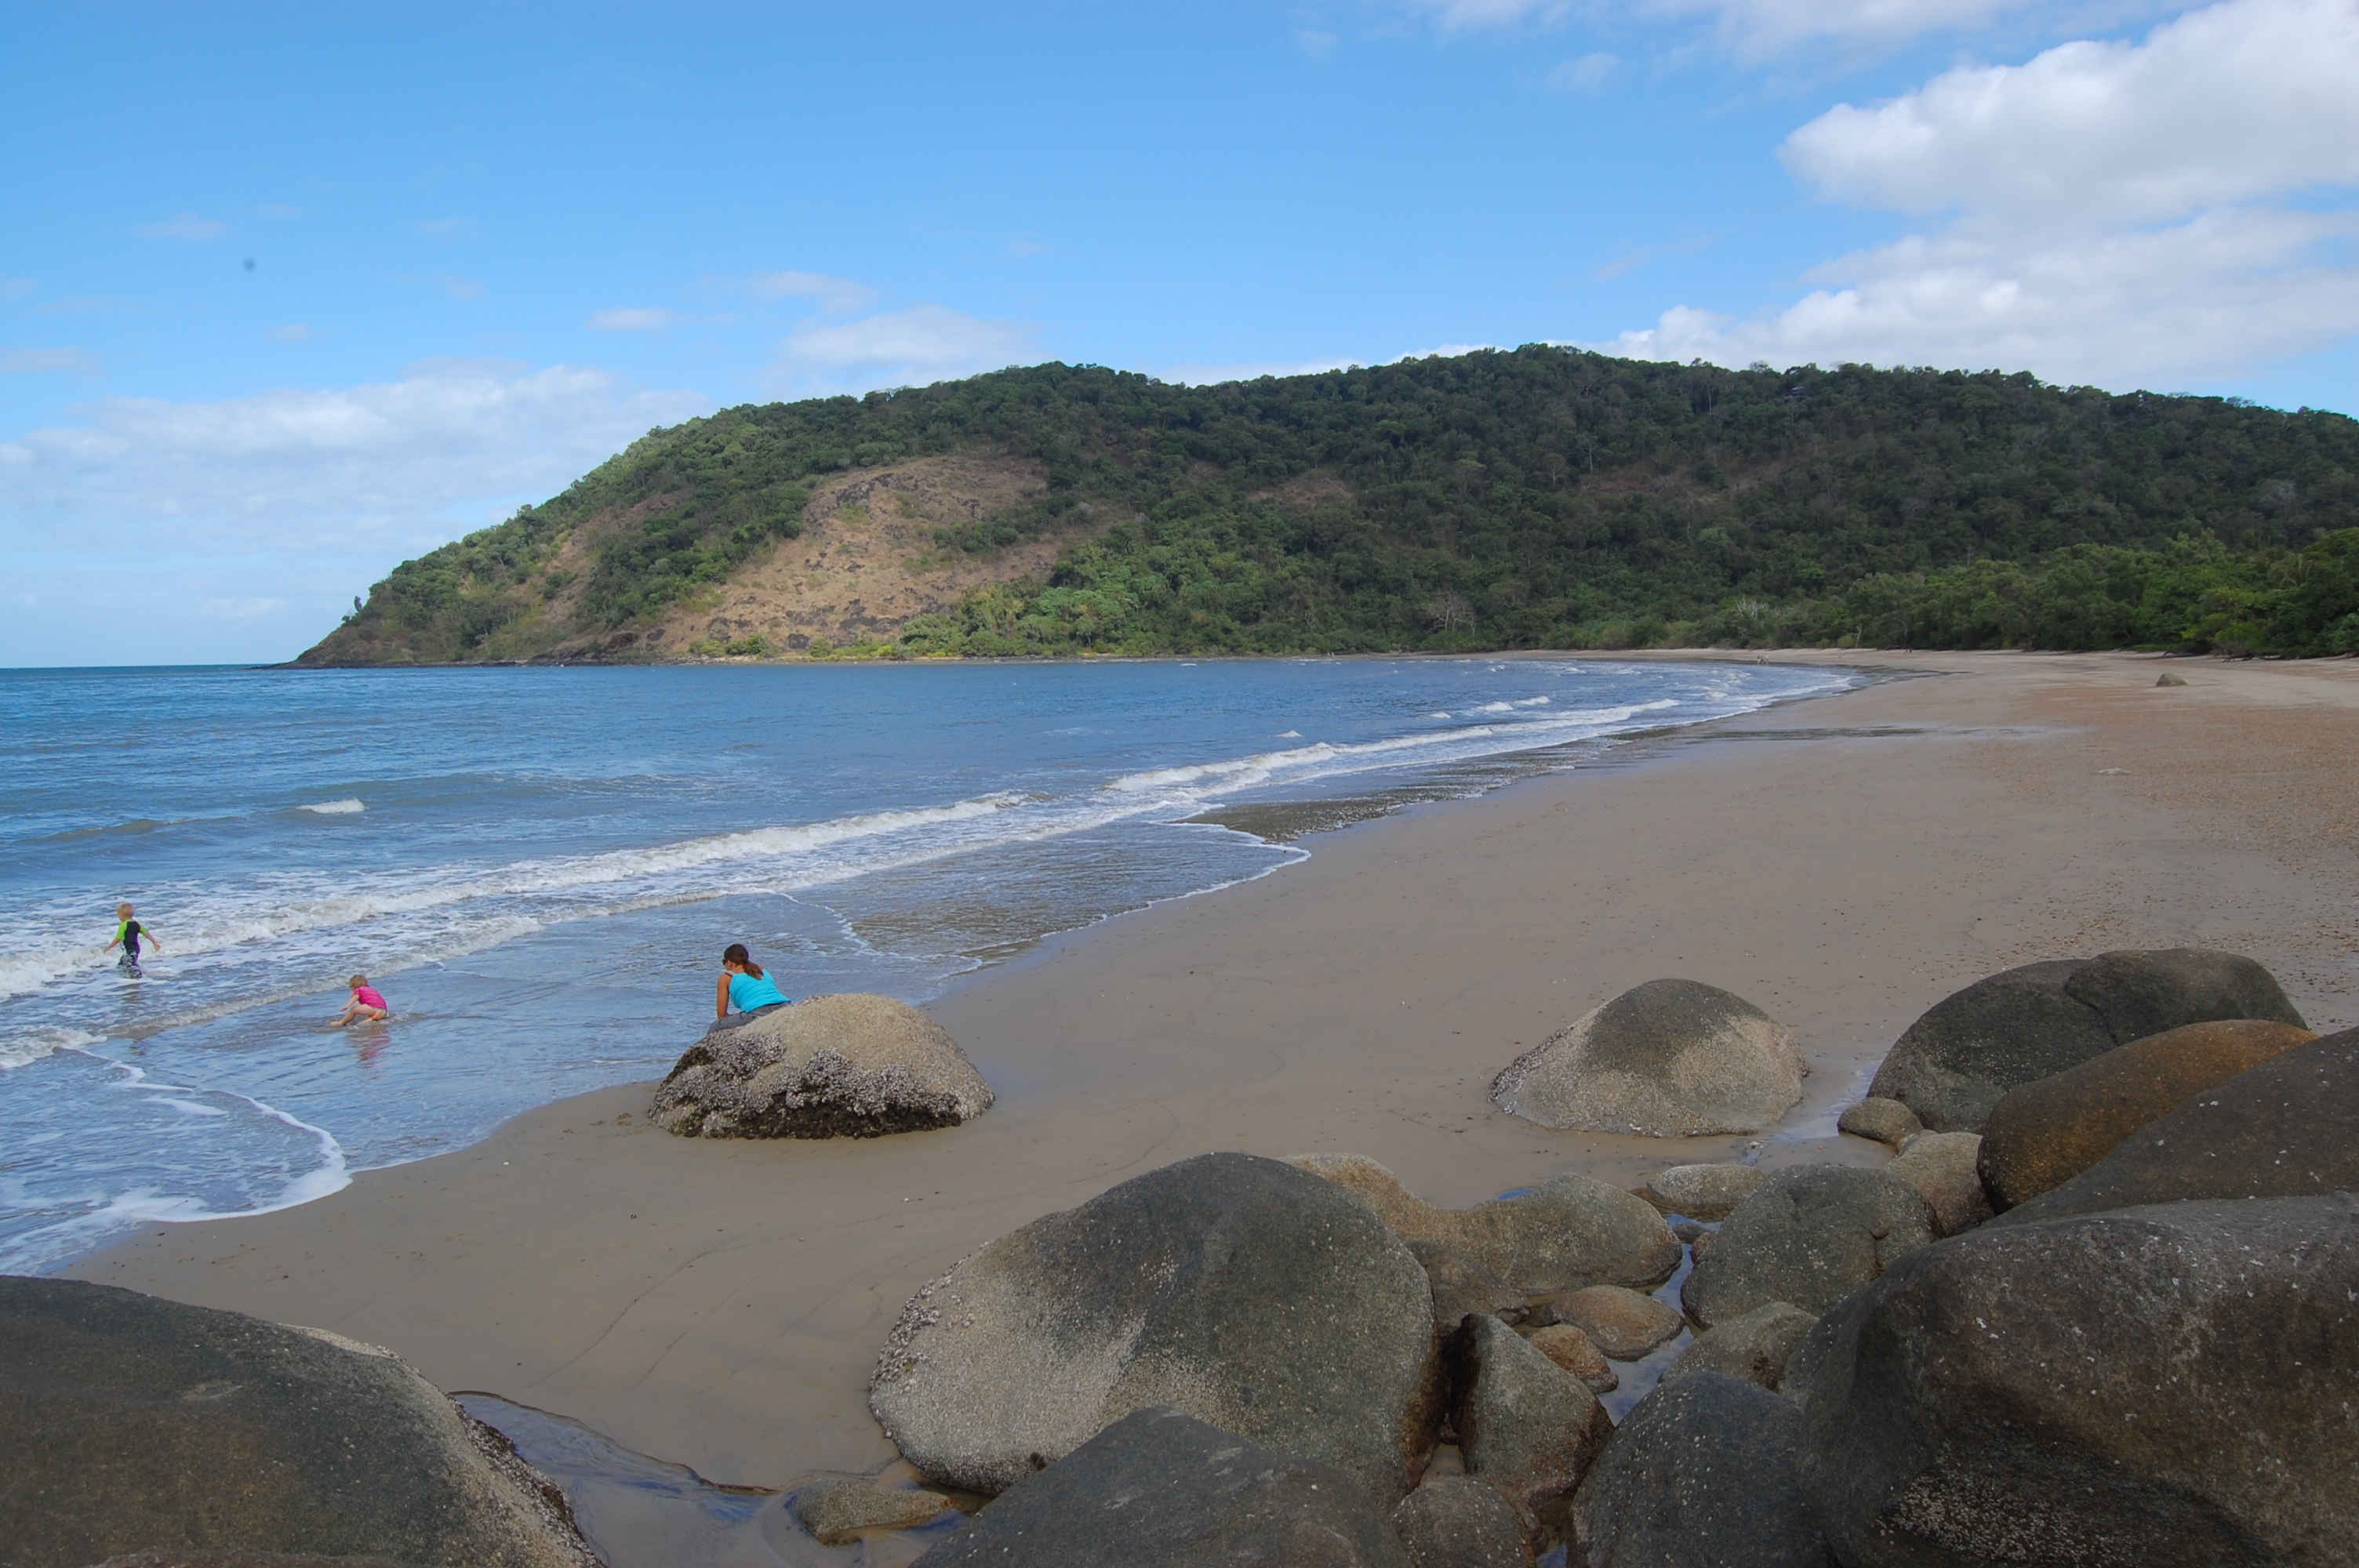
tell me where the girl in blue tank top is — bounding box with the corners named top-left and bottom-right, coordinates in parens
top-left (714, 942), bottom-right (791, 1029)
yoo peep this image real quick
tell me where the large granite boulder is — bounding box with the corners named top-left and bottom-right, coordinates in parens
top-left (871, 1152), bottom-right (1442, 1504)
top-left (1868, 949), bottom-right (2305, 1133)
top-left (909, 1406), bottom-right (1410, 1568)
top-left (1990, 1027), bottom-right (2359, 1228)
top-left (651, 992), bottom-right (992, 1138)
top-left (1410, 1239), bottom-right (1532, 1333)
top-left (1442, 1313), bottom-right (1616, 1525)
top-left (1390, 1476), bottom-right (1534, 1568)
top-left (1681, 1166), bottom-right (1934, 1329)
top-left (1489, 980), bottom-right (1803, 1137)
top-left (1290, 1154), bottom-right (1681, 1298)
top-left (1640, 1162), bottom-right (1763, 1221)
top-left (1794, 1194), bottom-right (2359, 1567)
top-left (1977, 1017), bottom-right (2317, 1210)
top-left (1657, 1301), bottom-right (1818, 1393)
top-left (0, 1279), bottom-right (594, 1568)
top-left (1571, 1372), bottom-right (1831, 1568)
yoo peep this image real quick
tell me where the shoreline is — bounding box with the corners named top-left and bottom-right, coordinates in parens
top-left (64, 649), bottom-right (2359, 1490)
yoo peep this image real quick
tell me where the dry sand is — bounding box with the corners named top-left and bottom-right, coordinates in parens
top-left (67, 652), bottom-right (2359, 1487)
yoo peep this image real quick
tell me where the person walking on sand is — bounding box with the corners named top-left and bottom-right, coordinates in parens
top-left (712, 943), bottom-right (791, 1032)
top-left (333, 974), bottom-right (391, 1027)
top-left (104, 902), bottom-right (162, 977)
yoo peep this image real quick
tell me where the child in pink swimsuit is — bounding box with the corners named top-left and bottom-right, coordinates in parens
top-left (333, 975), bottom-right (390, 1026)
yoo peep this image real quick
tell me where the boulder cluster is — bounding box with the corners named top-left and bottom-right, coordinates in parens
top-left (856, 947), bottom-right (2355, 1566)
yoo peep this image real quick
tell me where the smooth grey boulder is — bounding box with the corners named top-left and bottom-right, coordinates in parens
top-left (1411, 1239), bottom-right (1531, 1332)
top-left (910, 1406), bottom-right (1410, 1568)
top-left (1868, 949), bottom-right (2304, 1133)
top-left (0, 1279), bottom-right (594, 1568)
top-left (1657, 1301), bottom-right (1818, 1393)
top-left (1990, 1027), bottom-right (2359, 1229)
top-left (1794, 1194), bottom-right (2359, 1567)
top-left (1571, 1372), bottom-right (1831, 1568)
top-left (1291, 1154), bottom-right (1682, 1298)
top-left (1491, 979), bottom-right (1803, 1137)
top-left (1681, 1166), bottom-right (1933, 1329)
top-left (1886, 1130), bottom-right (1992, 1236)
top-left (1443, 1313), bottom-right (1616, 1525)
top-left (871, 1152), bottom-right (1442, 1504)
top-left (1391, 1476), bottom-right (1534, 1568)
top-left (1836, 1096), bottom-right (1921, 1147)
top-left (1641, 1163), bottom-right (1763, 1221)
top-left (652, 992), bottom-right (992, 1138)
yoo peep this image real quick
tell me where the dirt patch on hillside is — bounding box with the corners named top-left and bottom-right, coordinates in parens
top-left (652, 452), bottom-right (1087, 653)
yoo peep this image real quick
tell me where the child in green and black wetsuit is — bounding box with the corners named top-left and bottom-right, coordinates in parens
top-left (106, 902), bottom-right (163, 976)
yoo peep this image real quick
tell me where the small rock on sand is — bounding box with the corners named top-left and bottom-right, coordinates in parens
top-left (908, 1406), bottom-right (1409, 1568)
top-left (2156, 671), bottom-right (2188, 685)
top-left (1525, 1324), bottom-right (1618, 1392)
top-left (791, 1478), bottom-right (951, 1544)
top-left (1390, 1475), bottom-right (1535, 1568)
top-left (651, 993), bottom-right (993, 1139)
top-left (1836, 1096), bottom-right (1921, 1147)
top-left (1885, 1130), bottom-right (1992, 1236)
top-left (1489, 979), bottom-right (1804, 1137)
top-left (1542, 1285), bottom-right (1685, 1361)
top-left (1444, 1313), bottom-right (1615, 1525)
top-left (1681, 1166), bottom-right (1934, 1329)
top-left (1976, 1016), bottom-right (2317, 1209)
top-left (1641, 1162), bottom-right (1764, 1221)
top-left (1289, 1153), bottom-right (1681, 1298)
top-left (1658, 1301), bottom-right (1818, 1392)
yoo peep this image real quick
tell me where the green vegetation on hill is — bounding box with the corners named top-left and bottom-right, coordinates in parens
top-left (304, 347), bottom-right (2359, 665)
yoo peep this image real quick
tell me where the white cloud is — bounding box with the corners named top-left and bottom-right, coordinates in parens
top-left (0, 360), bottom-right (711, 556)
top-left (1782, 0), bottom-right (2359, 222)
top-left (1407, 0), bottom-right (2051, 47)
top-left (1547, 50), bottom-right (1619, 89)
top-left (751, 270), bottom-right (881, 314)
top-left (416, 217), bottom-right (479, 241)
top-left (587, 307), bottom-right (685, 332)
top-left (269, 324), bottom-right (314, 343)
top-left (1297, 26), bottom-right (1341, 56)
top-left (1607, 0), bottom-right (2359, 387)
top-left (767, 304), bottom-right (1038, 394)
top-left (137, 212), bottom-right (227, 241)
top-left (1, 347), bottom-right (101, 376)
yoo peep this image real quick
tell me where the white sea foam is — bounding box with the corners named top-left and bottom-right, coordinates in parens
top-left (0, 1025), bottom-right (103, 1070)
top-left (299, 799), bottom-right (366, 815)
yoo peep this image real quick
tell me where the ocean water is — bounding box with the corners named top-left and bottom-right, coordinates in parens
top-left (0, 657), bottom-right (1850, 1275)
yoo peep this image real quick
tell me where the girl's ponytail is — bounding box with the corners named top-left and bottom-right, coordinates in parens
top-left (722, 942), bottom-right (764, 981)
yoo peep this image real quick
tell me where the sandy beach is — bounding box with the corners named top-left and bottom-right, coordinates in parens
top-left (66, 650), bottom-right (2359, 1490)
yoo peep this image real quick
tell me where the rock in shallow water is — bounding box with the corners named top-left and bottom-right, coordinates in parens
top-left (1290, 1153), bottom-right (1681, 1298)
top-left (1681, 1166), bottom-right (1933, 1329)
top-left (1390, 1475), bottom-right (1534, 1568)
top-left (1990, 1026), bottom-right (2359, 1228)
top-left (791, 1478), bottom-right (951, 1544)
top-left (1867, 949), bottom-right (2304, 1134)
top-left (1489, 979), bottom-right (1804, 1137)
top-left (1443, 1313), bottom-right (1615, 1525)
top-left (0, 1279), bottom-right (594, 1568)
top-left (871, 1152), bottom-right (1441, 1504)
top-left (1976, 1016), bottom-right (2317, 1210)
top-left (1657, 1301), bottom-right (1817, 1393)
top-left (1542, 1284), bottom-right (1684, 1361)
top-left (1571, 1371), bottom-right (1831, 1568)
top-left (1794, 1193), bottom-right (2359, 1568)
top-left (910, 1406), bottom-right (1410, 1568)
top-left (651, 993), bottom-right (992, 1139)
top-left (1641, 1162), bottom-right (1763, 1221)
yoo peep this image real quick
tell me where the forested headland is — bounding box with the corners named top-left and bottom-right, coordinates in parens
top-left (297, 347), bottom-right (2359, 666)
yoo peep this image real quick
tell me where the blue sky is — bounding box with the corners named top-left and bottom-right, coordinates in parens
top-left (4, 0), bottom-right (2356, 666)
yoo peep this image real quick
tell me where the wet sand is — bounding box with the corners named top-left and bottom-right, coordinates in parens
top-left (67, 651), bottom-right (2359, 1487)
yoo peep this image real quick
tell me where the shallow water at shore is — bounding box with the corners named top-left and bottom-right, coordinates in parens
top-left (2, 658), bottom-right (1848, 1273)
